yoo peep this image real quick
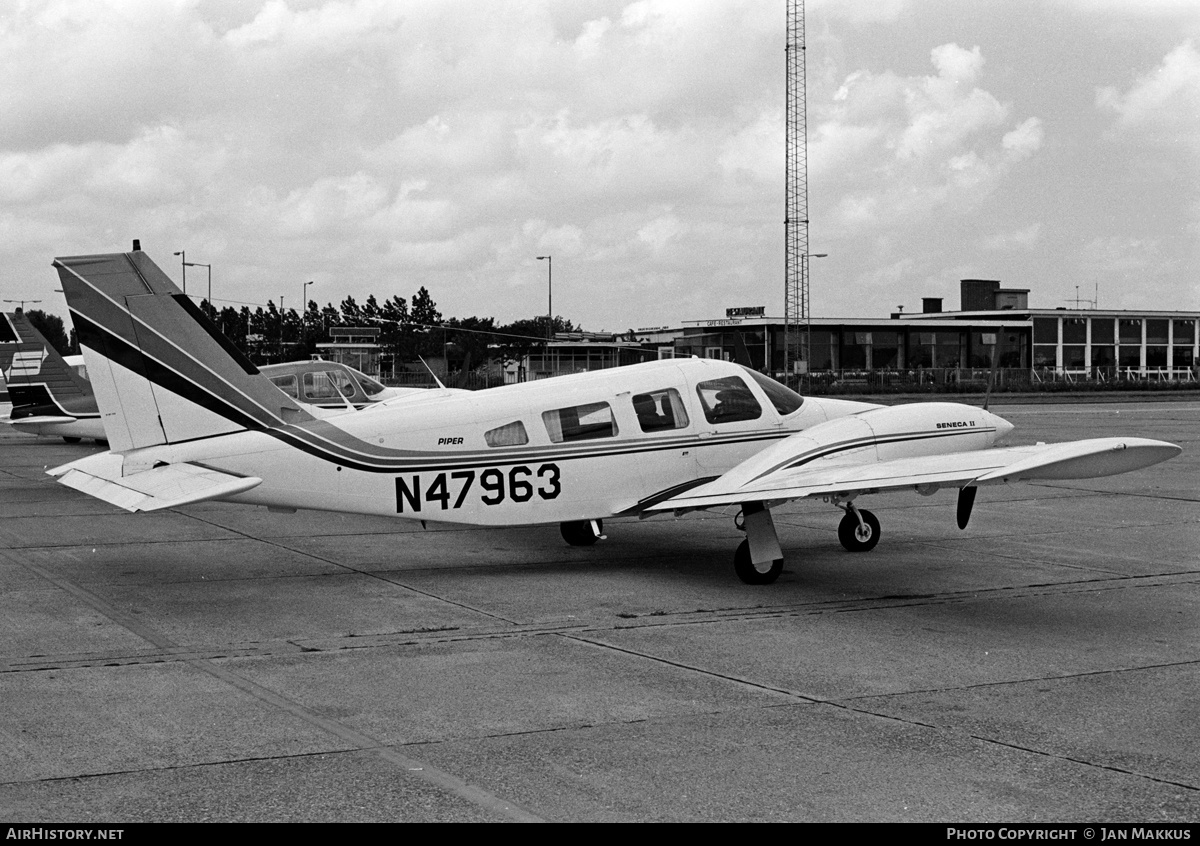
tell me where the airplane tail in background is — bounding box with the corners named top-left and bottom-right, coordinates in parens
top-left (53, 248), bottom-right (315, 452)
top-left (0, 311), bottom-right (93, 415)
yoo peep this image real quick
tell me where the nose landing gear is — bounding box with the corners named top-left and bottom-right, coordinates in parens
top-left (836, 503), bottom-right (880, 552)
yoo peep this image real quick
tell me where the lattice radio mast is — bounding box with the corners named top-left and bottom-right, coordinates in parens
top-left (783, 0), bottom-right (809, 382)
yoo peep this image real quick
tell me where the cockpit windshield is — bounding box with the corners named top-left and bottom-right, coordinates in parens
top-left (348, 367), bottom-right (387, 396)
top-left (741, 367), bottom-right (804, 416)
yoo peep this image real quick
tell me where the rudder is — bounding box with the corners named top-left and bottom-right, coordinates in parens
top-left (54, 248), bottom-right (314, 451)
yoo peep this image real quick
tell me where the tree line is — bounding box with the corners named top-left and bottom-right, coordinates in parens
top-left (20, 286), bottom-right (577, 379)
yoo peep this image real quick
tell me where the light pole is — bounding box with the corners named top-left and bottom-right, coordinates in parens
top-left (279, 296), bottom-right (285, 359)
top-left (301, 280), bottom-right (313, 345)
top-left (184, 262), bottom-right (211, 311)
top-left (173, 250), bottom-right (186, 294)
top-left (802, 253), bottom-right (827, 385)
top-left (536, 255), bottom-right (552, 340)
top-left (3, 299), bottom-right (41, 313)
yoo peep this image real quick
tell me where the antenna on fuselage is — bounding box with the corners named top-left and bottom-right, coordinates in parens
top-left (418, 356), bottom-right (447, 389)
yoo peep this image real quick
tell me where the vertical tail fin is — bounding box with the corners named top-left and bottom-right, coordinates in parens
top-left (0, 311), bottom-right (93, 416)
top-left (54, 248), bottom-right (314, 452)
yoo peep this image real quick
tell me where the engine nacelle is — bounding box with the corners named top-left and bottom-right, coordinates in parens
top-left (709, 402), bottom-right (1012, 491)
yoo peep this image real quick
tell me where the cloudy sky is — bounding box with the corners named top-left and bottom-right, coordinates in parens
top-left (2, 0), bottom-right (1198, 332)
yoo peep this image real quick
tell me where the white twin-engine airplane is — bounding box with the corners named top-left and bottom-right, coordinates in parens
top-left (49, 248), bottom-right (1181, 584)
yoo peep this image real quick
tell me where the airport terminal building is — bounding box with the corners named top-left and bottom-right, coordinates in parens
top-left (644, 280), bottom-right (1199, 388)
top-left (303, 279), bottom-right (1198, 390)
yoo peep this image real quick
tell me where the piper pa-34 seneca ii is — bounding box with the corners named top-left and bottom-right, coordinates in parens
top-left (49, 248), bottom-right (1182, 584)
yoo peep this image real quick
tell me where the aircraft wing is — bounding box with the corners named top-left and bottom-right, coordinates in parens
top-left (648, 438), bottom-right (1182, 512)
top-left (48, 452), bottom-right (262, 512)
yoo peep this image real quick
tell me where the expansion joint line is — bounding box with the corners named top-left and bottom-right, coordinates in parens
top-left (11, 551), bottom-right (543, 822)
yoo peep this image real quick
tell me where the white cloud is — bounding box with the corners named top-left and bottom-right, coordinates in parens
top-left (636, 213), bottom-right (684, 253)
top-left (1097, 40), bottom-right (1200, 151)
top-left (1002, 117), bottom-right (1044, 161)
top-left (980, 224), bottom-right (1042, 251)
top-left (812, 44), bottom-right (1042, 232)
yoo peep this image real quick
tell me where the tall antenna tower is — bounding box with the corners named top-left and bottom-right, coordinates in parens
top-left (783, 0), bottom-right (809, 383)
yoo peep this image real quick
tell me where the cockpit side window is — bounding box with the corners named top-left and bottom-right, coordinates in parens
top-left (742, 367), bottom-right (804, 415)
top-left (269, 373), bottom-right (299, 398)
top-left (303, 371), bottom-right (341, 400)
top-left (485, 421), bottom-right (529, 447)
top-left (695, 376), bottom-right (763, 424)
top-left (329, 369), bottom-right (355, 397)
top-left (543, 402), bottom-right (618, 443)
top-left (631, 388), bottom-right (689, 432)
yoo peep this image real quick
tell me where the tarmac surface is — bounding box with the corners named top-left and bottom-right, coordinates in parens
top-left (1, 400), bottom-right (1197, 822)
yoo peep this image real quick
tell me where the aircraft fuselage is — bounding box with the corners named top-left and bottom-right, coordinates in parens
top-left (123, 358), bottom-right (890, 525)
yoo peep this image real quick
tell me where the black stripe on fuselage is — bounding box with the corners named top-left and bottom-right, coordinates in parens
top-left (263, 425), bottom-right (794, 474)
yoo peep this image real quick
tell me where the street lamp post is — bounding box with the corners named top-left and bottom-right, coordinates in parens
top-left (802, 253), bottom-right (827, 387)
top-left (3, 299), bottom-right (41, 313)
top-left (173, 251), bottom-right (186, 295)
top-left (301, 281), bottom-right (313, 344)
top-left (536, 255), bottom-right (552, 341)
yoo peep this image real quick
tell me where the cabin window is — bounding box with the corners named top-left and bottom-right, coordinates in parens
top-left (269, 374), bottom-right (299, 398)
top-left (485, 421), bottom-right (529, 447)
top-left (631, 388), bottom-right (689, 433)
top-left (542, 402), bottom-right (618, 443)
top-left (695, 376), bottom-right (763, 424)
top-left (742, 367), bottom-right (803, 415)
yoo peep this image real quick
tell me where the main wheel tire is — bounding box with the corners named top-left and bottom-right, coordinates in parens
top-left (62, 436), bottom-right (82, 444)
top-left (733, 539), bottom-right (783, 585)
top-left (837, 509), bottom-right (881, 552)
top-left (560, 520), bottom-right (601, 547)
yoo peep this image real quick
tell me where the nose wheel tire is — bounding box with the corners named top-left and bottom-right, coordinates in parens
top-left (838, 509), bottom-right (880, 552)
top-left (733, 539), bottom-right (783, 585)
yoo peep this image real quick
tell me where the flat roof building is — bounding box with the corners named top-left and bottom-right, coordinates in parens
top-left (652, 280), bottom-right (1199, 389)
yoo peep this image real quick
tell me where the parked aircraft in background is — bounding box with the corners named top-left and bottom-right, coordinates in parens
top-left (1, 309), bottom-right (423, 443)
top-left (261, 359), bottom-right (429, 409)
top-left (49, 249), bottom-right (1181, 583)
top-left (0, 311), bottom-right (105, 442)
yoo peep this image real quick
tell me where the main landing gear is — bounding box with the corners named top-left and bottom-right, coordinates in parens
top-left (734, 539), bottom-right (783, 585)
top-left (731, 499), bottom-right (882, 584)
top-left (561, 519), bottom-right (604, 547)
top-left (732, 502), bottom-right (785, 585)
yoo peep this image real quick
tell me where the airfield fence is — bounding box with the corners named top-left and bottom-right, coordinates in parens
top-left (786, 366), bottom-right (1200, 395)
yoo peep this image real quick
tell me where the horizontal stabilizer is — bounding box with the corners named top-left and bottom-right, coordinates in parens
top-left (649, 437), bottom-right (1181, 512)
top-left (49, 452), bottom-right (261, 512)
top-left (9, 415), bottom-right (77, 426)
